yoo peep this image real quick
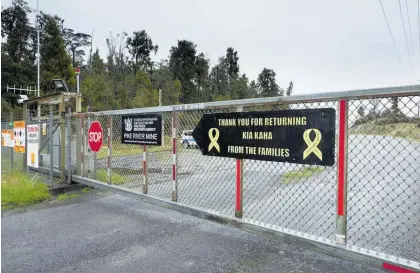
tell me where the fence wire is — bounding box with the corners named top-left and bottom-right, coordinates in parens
top-left (346, 95), bottom-right (420, 262)
top-left (72, 91), bottom-right (420, 265)
top-left (241, 101), bottom-right (338, 240)
top-left (177, 108), bottom-right (236, 216)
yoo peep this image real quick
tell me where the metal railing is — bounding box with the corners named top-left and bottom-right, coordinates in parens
top-left (70, 84), bottom-right (420, 270)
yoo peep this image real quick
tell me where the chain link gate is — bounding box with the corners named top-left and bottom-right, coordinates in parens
top-left (71, 85), bottom-right (420, 271)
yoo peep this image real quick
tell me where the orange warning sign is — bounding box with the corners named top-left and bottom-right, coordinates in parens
top-left (14, 120), bottom-right (25, 153)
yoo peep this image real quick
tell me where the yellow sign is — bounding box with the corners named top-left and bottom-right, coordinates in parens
top-left (208, 128), bottom-right (220, 153)
top-left (14, 120), bottom-right (26, 153)
top-left (303, 129), bottom-right (322, 161)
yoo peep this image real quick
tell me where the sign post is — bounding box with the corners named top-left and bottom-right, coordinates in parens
top-left (121, 114), bottom-right (163, 194)
top-left (88, 121), bottom-right (103, 153)
top-left (27, 124), bottom-right (39, 168)
top-left (192, 108), bottom-right (336, 166)
top-left (75, 67), bottom-right (81, 112)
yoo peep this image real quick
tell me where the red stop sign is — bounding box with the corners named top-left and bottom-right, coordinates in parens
top-left (88, 121), bottom-right (103, 152)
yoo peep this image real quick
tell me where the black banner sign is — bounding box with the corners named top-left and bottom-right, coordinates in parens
top-left (121, 114), bottom-right (162, 145)
top-left (192, 108), bottom-right (336, 166)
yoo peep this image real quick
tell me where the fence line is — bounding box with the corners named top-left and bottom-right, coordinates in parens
top-left (2, 84), bottom-right (419, 271)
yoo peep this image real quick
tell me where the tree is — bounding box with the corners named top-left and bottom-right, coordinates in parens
top-left (81, 73), bottom-right (113, 111)
top-left (131, 71), bottom-right (159, 107)
top-left (126, 30), bottom-right (158, 71)
top-left (169, 40), bottom-right (198, 103)
top-left (90, 48), bottom-right (105, 74)
top-left (230, 74), bottom-right (249, 99)
top-left (286, 81), bottom-right (293, 96)
top-left (357, 106), bottom-right (365, 117)
top-left (208, 57), bottom-right (229, 100)
top-left (64, 29), bottom-right (91, 67)
top-left (257, 68), bottom-right (281, 97)
top-left (391, 97), bottom-right (399, 115)
top-left (40, 18), bottom-right (75, 91)
top-left (248, 80), bottom-right (259, 98)
top-left (194, 53), bottom-right (209, 101)
top-left (225, 47), bottom-right (239, 79)
top-left (1, 0), bottom-right (31, 61)
top-left (1, 0), bottom-right (35, 91)
top-left (151, 60), bottom-right (181, 105)
top-left (106, 32), bottom-right (131, 108)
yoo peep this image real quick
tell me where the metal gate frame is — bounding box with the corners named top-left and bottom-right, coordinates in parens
top-left (71, 84), bottom-right (420, 273)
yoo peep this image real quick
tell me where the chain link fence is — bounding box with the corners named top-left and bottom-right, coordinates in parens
top-left (346, 95), bottom-right (420, 262)
top-left (70, 88), bottom-right (420, 267)
top-left (1, 108), bottom-right (63, 187)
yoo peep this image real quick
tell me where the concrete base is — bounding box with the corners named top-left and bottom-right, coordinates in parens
top-left (48, 183), bottom-right (89, 195)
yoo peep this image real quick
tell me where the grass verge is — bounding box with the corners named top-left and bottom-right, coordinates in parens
top-left (56, 193), bottom-right (79, 201)
top-left (96, 136), bottom-right (196, 159)
top-left (281, 167), bottom-right (324, 184)
top-left (96, 169), bottom-right (126, 185)
top-left (1, 171), bottom-right (51, 208)
top-left (350, 122), bottom-right (420, 142)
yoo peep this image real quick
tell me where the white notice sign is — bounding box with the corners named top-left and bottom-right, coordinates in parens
top-left (27, 124), bottom-right (39, 168)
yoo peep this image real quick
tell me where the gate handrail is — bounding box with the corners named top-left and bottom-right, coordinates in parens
top-left (72, 84), bottom-right (420, 118)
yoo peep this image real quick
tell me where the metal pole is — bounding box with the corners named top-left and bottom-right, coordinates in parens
top-left (60, 96), bottom-right (66, 181)
top-left (80, 117), bottom-right (85, 177)
top-left (235, 105), bottom-right (244, 218)
top-left (107, 116), bottom-right (112, 185)
top-left (36, 0), bottom-right (41, 117)
top-left (66, 108), bottom-right (72, 185)
top-left (159, 89), bottom-right (162, 107)
top-left (142, 145), bottom-right (148, 194)
top-left (171, 112), bottom-right (178, 201)
top-left (76, 73), bottom-right (81, 112)
top-left (49, 106), bottom-right (54, 187)
top-left (336, 99), bottom-right (349, 245)
top-left (23, 103), bottom-right (28, 172)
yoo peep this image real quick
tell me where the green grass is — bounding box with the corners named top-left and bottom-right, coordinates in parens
top-left (281, 167), bottom-right (324, 184)
top-left (56, 193), bottom-right (79, 201)
top-left (82, 187), bottom-right (93, 193)
top-left (97, 136), bottom-right (173, 159)
top-left (1, 171), bottom-right (51, 208)
top-left (96, 169), bottom-right (126, 185)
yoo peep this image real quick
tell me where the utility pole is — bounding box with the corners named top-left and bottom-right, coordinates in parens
top-left (36, 0), bottom-right (41, 117)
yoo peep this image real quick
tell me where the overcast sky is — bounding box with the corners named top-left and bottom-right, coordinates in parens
top-left (3, 0), bottom-right (420, 94)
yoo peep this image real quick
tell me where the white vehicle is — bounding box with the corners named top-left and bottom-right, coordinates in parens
top-left (180, 130), bottom-right (198, 149)
top-left (17, 95), bottom-right (28, 104)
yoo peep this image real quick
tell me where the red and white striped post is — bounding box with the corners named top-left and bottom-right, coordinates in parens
top-left (336, 99), bottom-right (348, 245)
top-left (142, 145), bottom-right (148, 194)
top-left (80, 117), bottom-right (85, 177)
top-left (107, 117), bottom-right (112, 185)
top-left (235, 105), bottom-right (244, 218)
top-left (171, 112), bottom-right (178, 202)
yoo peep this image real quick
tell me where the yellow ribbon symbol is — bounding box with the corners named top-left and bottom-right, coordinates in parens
top-left (208, 128), bottom-right (220, 153)
top-left (303, 129), bottom-right (323, 161)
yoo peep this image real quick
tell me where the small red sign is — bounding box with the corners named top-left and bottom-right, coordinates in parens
top-left (74, 68), bottom-right (81, 75)
top-left (88, 121), bottom-right (103, 152)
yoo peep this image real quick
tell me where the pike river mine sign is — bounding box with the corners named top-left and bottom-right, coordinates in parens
top-left (122, 114), bottom-right (162, 145)
top-left (192, 108), bottom-right (336, 166)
